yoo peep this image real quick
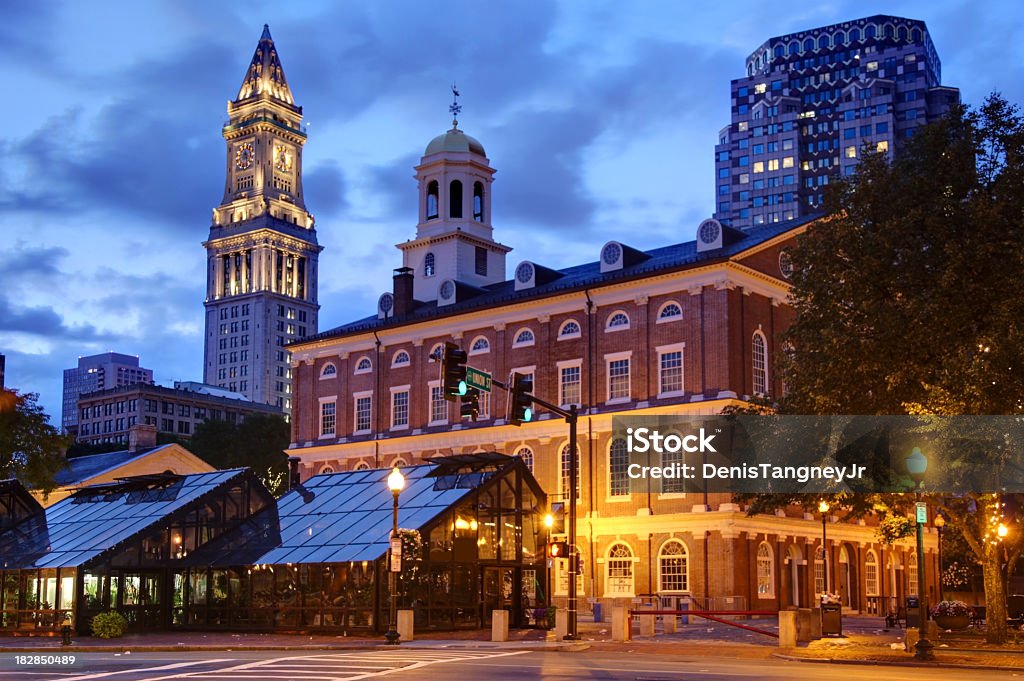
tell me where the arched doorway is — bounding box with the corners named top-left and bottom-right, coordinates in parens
top-left (787, 545), bottom-right (803, 607)
top-left (838, 545), bottom-right (855, 608)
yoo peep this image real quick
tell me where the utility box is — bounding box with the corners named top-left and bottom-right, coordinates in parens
top-left (906, 596), bottom-right (921, 629)
top-left (820, 601), bottom-right (842, 637)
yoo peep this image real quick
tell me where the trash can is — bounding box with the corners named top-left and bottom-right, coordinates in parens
top-left (905, 596), bottom-right (920, 629)
top-left (593, 602), bottom-right (604, 623)
top-left (820, 600), bottom-right (842, 636)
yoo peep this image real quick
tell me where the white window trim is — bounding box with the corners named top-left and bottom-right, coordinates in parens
top-left (606, 436), bottom-right (631, 501)
top-left (353, 356), bottom-right (373, 375)
top-left (604, 310), bottom-right (631, 332)
top-left (318, 464), bottom-right (335, 475)
top-left (656, 301), bottom-right (683, 323)
top-left (604, 350), bottom-right (632, 405)
top-left (556, 358), bottom-right (583, 408)
top-left (389, 384), bottom-right (411, 431)
top-left (318, 396), bottom-right (338, 439)
top-left (756, 542), bottom-right (776, 599)
top-left (427, 379), bottom-right (448, 427)
top-left (656, 342), bottom-right (686, 399)
top-left (352, 390), bottom-right (373, 435)
top-left (512, 327), bottom-right (535, 348)
top-left (391, 350), bottom-right (411, 368)
top-left (468, 335), bottom-right (491, 356)
top-left (557, 319), bottom-right (582, 340)
top-left (319, 363), bottom-right (338, 380)
top-left (656, 539), bottom-right (691, 594)
top-left (602, 542), bottom-right (638, 598)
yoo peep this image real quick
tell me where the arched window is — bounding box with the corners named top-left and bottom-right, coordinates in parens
top-left (429, 343), bottom-right (444, 361)
top-left (426, 181), bottom-right (439, 220)
top-left (773, 44), bottom-right (784, 58)
top-left (911, 27), bottom-right (922, 43)
top-left (907, 551), bottom-right (919, 595)
top-left (473, 182), bottom-right (484, 222)
top-left (884, 23), bottom-right (895, 39)
top-left (608, 438), bottom-right (630, 497)
top-left (865, 550), bottom-right (879, 596)
top-left (834, 30), bottom-right (845, 46)
top-left (449, 180), bottom-right (463, 218)
top-left (659, 540), bottom-right (689, 593)
top-left (354, 461), bottom-right (370, 471)
top-left (561, 443), bottom-right (580, 500)
top-left (814, 546), bottom-right (827, 595)
top-left (803, 37), bottom-right (814, 51)
top-left (558, 320), bottom-right (581, 339)
top-left (514, 446), bottom-right (533, 472)
top-left (469, 336), bottom-right (490, 355)
top-left (319, 465), bottom-right (335, 475)
top-left (865, 24), bottom-right (877, 39)
top-left (320, 363), bottom-right (337, 379)
top-left (657, 302), bottom-right (682, 321)
top-left (897, 26), bottom-right (908, 42)
top-left (391, 350), bottom-right (410, 367)
top-left (393, 458), bottom-right (408, 468)
top-left (354, 356), bottom-right (372, 374)
top-left (818, 35), bottom-right (830, 50)
top-left (512, 328), bottom-right (535, 348)
top-left (752, 331), bottom-right (768, 395)
top-left (605, 543), bottom-right (634, 596)
top-left (606, 311), bottom-right (630, 331)
top-left (757, 543), bottom-right (775, 596)
top-left (424, 252), bottom-right (436, 277)
top-left (849, 27), bottom-right (861, 42)
top-left (788, 41), bottom-right (799, 55)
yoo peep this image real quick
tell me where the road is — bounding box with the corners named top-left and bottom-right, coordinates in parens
top-left (0, 648), bottom-right (1016, 681)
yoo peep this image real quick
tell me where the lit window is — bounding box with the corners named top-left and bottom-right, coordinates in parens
top-left (320, 400), bottom-right (336, 436)
top-left (515, 446), bottom-right (534, 472)
top-left (753, 162), bottom-right (765, 174)
top-left (659, 540), bottom-right (689, 593)
top-left (561, 444), bottom-right (581, 500)
top-left (866, 61), bottom-right (878, 71)
top-left (354, 395), bottom-right (372, 433)
top-left (609, 438), bottom-right (630, 497)
top-left (754, 83), bottom-right (767, 94)
top-left (845, 146), bottom-right (857, 159)
top-left (659, 350), bottom-right (684, 395)
top-left (865, 550), bottom-right (879, 596)
top-left (423, 252), bottom-right (436, 277)
top-left (876, 140), bottom-right (889, 153)
top-left (782, 156), bottom-right (794, 168)
top-left (560, 364), bottom-right (581, 407)
top-left (608, 357), bottom-right (630, 401)
top-left (767, 159), bottom-right (780, 171)
top-left (391, 390), bottom-right (409, 429)
top-left (738, 173), bottom-right (750, 184)
top-left (605, 543), bottom-right (634, 596)
top-left (429, 384), bottom-right (447, 424)
top-left (752, 331), bottom-right (769, 395)
top-left (907, 553), bottom-right (919, 595)
top-left (757, 543), bottom-right (775, 596)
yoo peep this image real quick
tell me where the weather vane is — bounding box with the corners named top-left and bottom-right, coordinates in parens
top-left (449, 83), bottom-right (461, 128)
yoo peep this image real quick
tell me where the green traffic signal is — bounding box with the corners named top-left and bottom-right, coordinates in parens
top-left (458, 380), bottom-right (468, 396)
top-left (522, 407), bottom-right (532, 422)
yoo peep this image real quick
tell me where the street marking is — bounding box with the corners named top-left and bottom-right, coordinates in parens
top-left (47, 659), bottom-right (234, 681)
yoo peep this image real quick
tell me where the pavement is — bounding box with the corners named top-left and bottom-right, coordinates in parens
top-left (2, 615), bottom-right (1022, 671)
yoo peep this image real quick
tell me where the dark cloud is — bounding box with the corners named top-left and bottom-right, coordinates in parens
top-left (0, 244), bottom-right (68, 277)
top-left (302, 161), bottom-right (348, 219)
top-left (0, 296), bottom-right (108, 341)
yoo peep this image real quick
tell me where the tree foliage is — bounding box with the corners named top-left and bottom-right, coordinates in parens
top-left (188, 413), bottom-right (289, 494)
top-left (0, 389), bottom-right (70, 493)
top-left (770, 94), bottom-right (1024, 643)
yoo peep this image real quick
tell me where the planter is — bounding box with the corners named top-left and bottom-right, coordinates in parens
top-left (933, 614), bottom-right (971, 631)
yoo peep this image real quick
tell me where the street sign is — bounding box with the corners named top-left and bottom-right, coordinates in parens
top-left (465, 366), bottom-right (492, 392)
top-left (390, 537), bottom-right (402, 572)
top-left (915, 501), bottom-right (928, 524)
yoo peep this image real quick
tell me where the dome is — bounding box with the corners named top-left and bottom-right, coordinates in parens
top-left (424, 127), bottom-right (486, 157)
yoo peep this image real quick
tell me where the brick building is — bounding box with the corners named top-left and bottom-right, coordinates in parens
top-left (285, 117), bottom-right (937, 616)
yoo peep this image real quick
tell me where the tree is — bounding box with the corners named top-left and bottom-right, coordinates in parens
top-left (188, 413), bottom-right (289, 495)
top-left (0, 389), bottom-right (70, 494)
top-left (776, 94), bottom-right (1024, 643)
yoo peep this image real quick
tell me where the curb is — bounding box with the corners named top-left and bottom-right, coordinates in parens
top-left (0, 642), bottom-right (590, 654)
top-left (772, 652), bottom-right (1024, 673)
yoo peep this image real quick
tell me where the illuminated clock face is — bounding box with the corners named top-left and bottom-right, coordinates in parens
top-left (235, 143), bottom-right (254, 170)
top-left (274, 144), bottom-right (293, 172)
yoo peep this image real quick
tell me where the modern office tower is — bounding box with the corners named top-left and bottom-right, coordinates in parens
top-left (713, 15), bottom-right (959, 230)
top-left (202, 25), bottom-right (321, 412)
top-left (61, 352), bottom-right (153, 432)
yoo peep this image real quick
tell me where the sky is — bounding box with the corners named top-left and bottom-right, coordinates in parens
top-left (1, 0), bottom-right (1022, 423)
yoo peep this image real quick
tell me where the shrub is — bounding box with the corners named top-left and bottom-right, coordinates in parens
top-left (932, 600), bottom-right (973, 618)
top-left (90, 611), bottom-right (128, 638)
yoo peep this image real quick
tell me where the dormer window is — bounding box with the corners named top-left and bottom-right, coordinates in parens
top-left (450, 180), bottom-right (463, 218)
top-left (426, 181), bottom-right (439, 220)
top-left (424, 252), bottom-right (436, 277)
top-left (473, 182), bottom-right (484, 222)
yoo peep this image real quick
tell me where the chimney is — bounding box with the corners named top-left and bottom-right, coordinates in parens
top-left (128, 423), bottom-right (158, 453)
top-left (288, 456), bottom-right (302, 491)
top-left (392, 267), bottom-right (415, 317)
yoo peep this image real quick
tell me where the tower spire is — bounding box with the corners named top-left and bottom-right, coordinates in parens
top-left (236, 24), bottom-right (295, 105)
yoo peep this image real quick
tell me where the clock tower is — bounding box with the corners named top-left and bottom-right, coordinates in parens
top-left (203, 25), bottom-right (322, 412)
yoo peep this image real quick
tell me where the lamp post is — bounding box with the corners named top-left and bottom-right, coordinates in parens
top-left (905, 447), bottom-right (934, 661)
top-left (544, 513), bottom-right (554, 612)
top-left (934, 514), bottom-right (945, 604)
top-left (818, 500), bottom-right (830, 596)
top-left (384, 466), bottom-right (405, 645)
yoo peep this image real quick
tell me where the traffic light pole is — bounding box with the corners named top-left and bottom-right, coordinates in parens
top-left (493, 376), bottom-right (579, 640)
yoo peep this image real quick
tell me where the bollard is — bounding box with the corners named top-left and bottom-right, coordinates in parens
top-left (810, 607), bottom-right (822, 639)
top-left (778, 610), bottom-right (797, 648)
top-left (663, 612), bottom-right (678, 634)
top-left (905, 627), bottom-right (920, 652)
top-left (491, 609), bottom-right (509, 642)
top-left (611, 606), bottom-right (631, 641)
top-left (555, 608), bottom-right (568, 639)
top-left (397, 609), bottom-right (414, 642)
top-left (796, 608), bottom-right (813, 642)
top-left (638, 605), bottom-right (656, 638)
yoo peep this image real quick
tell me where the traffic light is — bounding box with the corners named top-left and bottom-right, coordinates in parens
top-left (440, 341), bottom-right (468, 401)
top-left (507, 372), bottom-right (533, 425)
top-left (460, 387), bottom-right (480, 421)
top-left (548, 541), bottom-right (569, 558)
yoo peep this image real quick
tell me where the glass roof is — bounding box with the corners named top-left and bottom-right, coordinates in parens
top-left (0, 469), bottom-right (248, 570)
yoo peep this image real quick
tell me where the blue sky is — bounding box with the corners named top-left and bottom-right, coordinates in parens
top-left (1, 0), bottom-right (1022, 422)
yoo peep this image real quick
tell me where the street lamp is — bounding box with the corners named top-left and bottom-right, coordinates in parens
top-left (544, 513), bottom-right (554, 612)
top-left (934, 514), bottom-right (945, 603)
top-left (384, 466), bottom-right (405, 645)
top-left (905, 447), bottom-right (934, 661)
top-left (818, 500), bottom-right (830, 596)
